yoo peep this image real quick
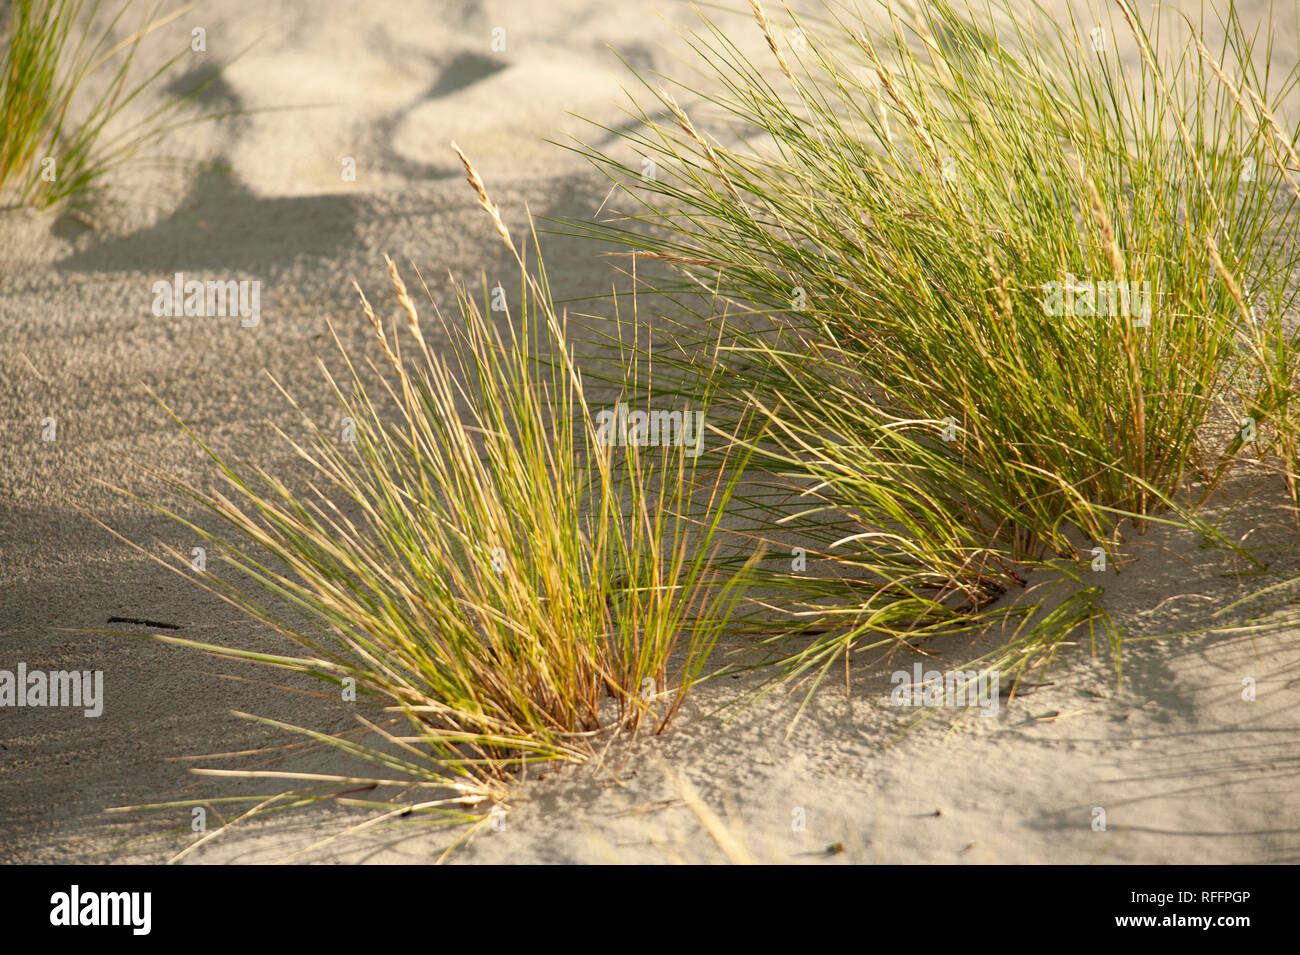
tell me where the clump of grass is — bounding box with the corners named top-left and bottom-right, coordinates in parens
top-left (561, 0), bottom-right (1300, 703)
top-left (0, 0), bottom-right (226, 211)
top-left (104, 152), bottom-right (760, 859)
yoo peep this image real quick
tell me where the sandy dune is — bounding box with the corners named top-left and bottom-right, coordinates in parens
top-left (2, 0), bottom-right (1298, 864)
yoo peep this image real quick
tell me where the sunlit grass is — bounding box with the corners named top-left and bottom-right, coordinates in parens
top-left (103, 155), bottom-right (762, 859)
top-left (0, 0), bottom-right (230, 211)
top-left (559, 0), bottom-right (1300, 707)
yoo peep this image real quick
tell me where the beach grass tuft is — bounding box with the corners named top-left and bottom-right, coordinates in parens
top-left (105, 154), bottom-right (761, 858)
top-left (1, 0), bottom-right (228, 211)
top-left (559, 0), bottom-right (1300, 706)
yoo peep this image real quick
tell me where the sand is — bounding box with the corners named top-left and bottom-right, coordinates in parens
top-left (2, 0), bottom-right (1299, 864)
